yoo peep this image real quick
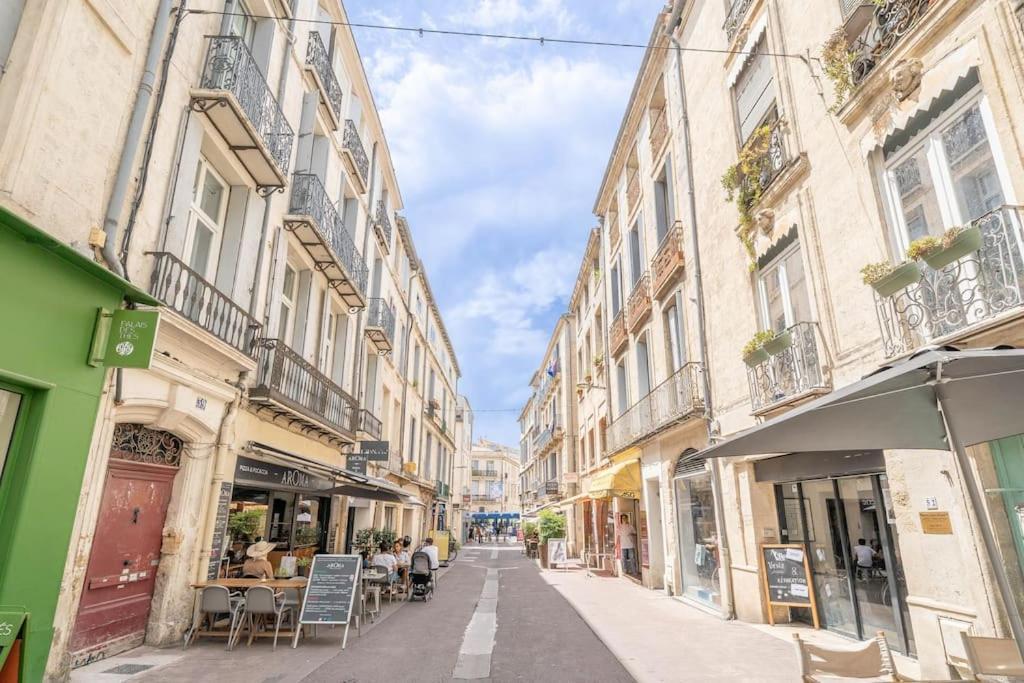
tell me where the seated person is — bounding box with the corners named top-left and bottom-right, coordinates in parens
top-left (393, 540), bottom-right (410, 578)
top-left (371, 542), bottom-right (399, 584)
top-left (420, 537), bottom-right (440, 571)
top-left (242, 541), bottom-right (276, 579)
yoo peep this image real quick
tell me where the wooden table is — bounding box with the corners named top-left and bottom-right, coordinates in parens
top-left (188, 578), bottom-right (310, 644)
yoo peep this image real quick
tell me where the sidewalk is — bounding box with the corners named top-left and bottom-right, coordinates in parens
top-left (540, 567), bottom-right (799, 682)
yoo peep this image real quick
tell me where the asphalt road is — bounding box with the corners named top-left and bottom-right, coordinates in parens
top-left (303, 544), bottom-right (634, 683)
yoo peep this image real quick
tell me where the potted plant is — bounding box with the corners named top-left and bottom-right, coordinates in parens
top-left (227, 509), bottom-right (263, 543)
top-left (763, 329), bottom-right (792, 356)
top-left (742, 330), bottom-right (775, 367)
top-left (296, 556), bottom-right (312, 577)
top-left (860, 260), bottom-right (921, 297)
top-left (538, 509), bottom-right (567, 569)
top-left (593, 353), bottom-right (604, 369)
top-left (908, 225), bottom-right (983, 270)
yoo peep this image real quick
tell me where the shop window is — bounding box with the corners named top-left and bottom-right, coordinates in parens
top-left (756, 242), bottom-right (812, 333)
top-left (733, 34), bottom-right (777, 145)
top-left (674, 461), bottom-right (720, 607)
top-left (882, 81), bottom-right (1009, 253)
top-left (0, 388), bottom-right (22, 484)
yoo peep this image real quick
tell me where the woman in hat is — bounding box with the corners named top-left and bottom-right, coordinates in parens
top-left (242, 540), bottom-right (276, 579)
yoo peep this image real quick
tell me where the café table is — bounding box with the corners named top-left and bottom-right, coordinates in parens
top-left (189, 578), bottom-right (309, 643)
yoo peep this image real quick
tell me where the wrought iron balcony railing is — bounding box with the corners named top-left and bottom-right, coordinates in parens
top-left (626, 274), bottom-right (652, 332)
top-left (374, 200), bottom-right (393, 248)
top-left (652, 224), bottom-right (685, 301)
top-left (875, 206), bottom-right (1024, 358)
top-left (627, 170), bottom-right (641, 215)
top-left (365, 298), bottom-right (395, 352)
top-left (610, 310), bottom-right (628, 355)
top-left (738, 116), bottom-right (789, 204)
top-left (342, 120), bottom-right (370, 192)
top-left (194, 36), bottom-right (294, 188)
top-left (286, 173), bottom-right (368, 307)
top-left (649, 108), bottom-right (669, 160)
top-left (850, 0), bottom-right (931, 88)
top-left (746, 322), bottom-right (830, 413)
top-left (471, 493), bottom-right (501, 501)
top-left (606, 362), bottom-right (704, 457)
top-left (148, 252), bottom-right (260, 357)
top-left (724, 0), bottom-right (756, 42)
top-left (357, 408), bottom-right (382, 440)
top-left (250, 338), bottom-right (359, 440)
top-left (305, 31), bottom-right (344, 126)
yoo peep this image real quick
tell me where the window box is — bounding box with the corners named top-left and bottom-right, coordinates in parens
top-left (867, 261), bottom-right (921, 297)
top-left (922, 225), bottom-right (982, 270)
top-left (743, 347), bottom-right (770, 368)
top-left (763, 329), bottom-right (792, 356)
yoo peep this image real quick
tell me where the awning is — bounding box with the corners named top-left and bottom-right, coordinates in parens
top-left (587, 460), bottom-right (641, 500)
top-left (696, 347), bottom-right (1024, 657)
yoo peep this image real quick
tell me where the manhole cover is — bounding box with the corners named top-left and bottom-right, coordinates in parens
top-left (102, 664), bottom-right (155, 675)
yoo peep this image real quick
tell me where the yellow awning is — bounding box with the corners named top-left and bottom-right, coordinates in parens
top-left (587, 460), bottom-right (641, 500)
top-left (609, 446), bottom-right (642, 464)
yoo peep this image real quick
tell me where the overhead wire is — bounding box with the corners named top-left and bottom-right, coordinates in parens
top-left (182, 8), bottom-right (812, 60)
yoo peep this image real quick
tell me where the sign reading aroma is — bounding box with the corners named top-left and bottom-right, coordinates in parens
top-left (89, 308), bottom-right (160, 369)
top-left (347, 451), bottom-right (368, 475)
top-left (234, 456), bottom-right (333, 492)
top-left (759, 544), bottom-right (819, 628)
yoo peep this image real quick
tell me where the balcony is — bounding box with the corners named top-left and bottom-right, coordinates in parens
top-left (303, 31), bottom-right (343, 129)
top-left (652, 224), bottom-right (685, 301)
top-left (875, 206), bottom-right (1024, 358)
top-left (284, 173), bottom-right (368, 309)
top-left (534, 420), bottom-right (563, 456)
top-left (250, 338), bottom-right (359, 444)
top-left (356, 408), bottom-right (382, 440)
top-left (724, 0), bottom-right (756, 43)
top-left (606, 363), bottom-right (704, 457)
top-left (849, 0), bottom-right (932, 89)
top-left (342, 120), bottom-right (370, 194)
top-left (626, 170), bottom-right (641, 216)
top-left (148, 251), bottom-right (260, 358)
top-left (649, 109), bottom-right (669, 161)
top-left (435, 481), bottom-right (451, 498)
top-left (191, 36), bottom-right (294, 193)
top-left (610, 311), bottom-right (628, 356)
top-left (626, 274), bottom-right (652, 332)
top-left (365, 298), bottom-right (395, 353)
top-left (373, 200), bottom-right (393, 251)
top-left (736, 116), bottom-right (790, 211)
top-left (746, 322), bottom-right (831, 414)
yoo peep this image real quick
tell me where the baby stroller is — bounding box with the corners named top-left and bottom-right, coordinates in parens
top-left (409, 551), bottom-right (434, 601)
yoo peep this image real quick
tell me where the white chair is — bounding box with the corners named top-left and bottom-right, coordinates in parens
top-left (961, 632), bottom-right (1024, 680)
top-left (793, 631), bottom-right (907, 682)
top-left (232, 585), bottom-right (293, 651)
top-left (183, 585), bottom-right (244, 650)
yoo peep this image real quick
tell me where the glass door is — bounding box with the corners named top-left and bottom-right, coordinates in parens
top-left (802, 479), bottom-right (858, 639)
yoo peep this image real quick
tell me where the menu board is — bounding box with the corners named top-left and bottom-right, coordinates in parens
top-left (206, 482), bottom-right (233, 580)
top-left (759, 544), bottom-right (819, 628)
top-left (548, 538), bottom-right (567, 566)
top-left (298, 555), bottom-right (361, 625)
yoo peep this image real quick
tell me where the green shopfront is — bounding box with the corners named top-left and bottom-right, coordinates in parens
top-left (0, 207), bottom-right (158, 681)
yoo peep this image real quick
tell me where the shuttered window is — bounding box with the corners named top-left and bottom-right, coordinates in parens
top-left (733, 36), bottom-right (776, 144)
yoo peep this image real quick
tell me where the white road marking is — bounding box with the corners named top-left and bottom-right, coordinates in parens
top-left (453, 568), bottom-right (501, 679)
top-left (490, 549), bottom-right (498, 559)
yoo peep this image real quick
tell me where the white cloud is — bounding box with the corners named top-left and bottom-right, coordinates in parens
top-left (450, 0), bottom-right (576, 33)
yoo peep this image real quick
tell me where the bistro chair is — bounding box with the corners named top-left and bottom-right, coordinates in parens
top-left (961, 632), bottom-right (1024, 680)
top-left (232, 585), bottom-right (293, 651)
top-left (793, 631), bottom-right (907, 682)
top-left (182, 585), bottom-right (244, 650)
top-left (372, 564), bottom-right (396, 604)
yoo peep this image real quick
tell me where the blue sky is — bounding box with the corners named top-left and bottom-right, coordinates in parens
top-left (347, 0), bottom-right (657, 446)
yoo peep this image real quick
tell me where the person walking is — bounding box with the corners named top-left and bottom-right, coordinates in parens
top-left (617, 514), bottom-right (637, 576)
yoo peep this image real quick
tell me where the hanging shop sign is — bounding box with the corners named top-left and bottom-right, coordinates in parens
top-left (0, 610), bottom-right (27, 674)
top-left (360, 440), bottom-right (389, 462)
top-left (347, 451), bottom-right (368, 476)
top-left (89, 308), bottom-right (160, 369)
top-left (234, 455), bottom-right (333, 492)
top-left (759, 544), bottom-right (819, 629)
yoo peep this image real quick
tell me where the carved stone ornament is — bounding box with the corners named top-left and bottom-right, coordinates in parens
top-left (755, 208), bottom-right (776, 236)
top-left (890, 59), bottom-right (923, 101)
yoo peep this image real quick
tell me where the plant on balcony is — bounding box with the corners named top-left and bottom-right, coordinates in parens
top-left (821, 28), bottom-right (856, 113)
top-left (905, 235), bottom-right (943, 263)
top-left (861, 259), bottom-right (922, 297)
top-left (742, 330), bottom-right (776, 367)
top-left (593, 353), bottom-right (605, 369)
top-left (721, 124), bottom-right (773, 268)
top-left (907, 225), bottom-right (983, 270)
top-left (763, 329), bottom-right (793, 356)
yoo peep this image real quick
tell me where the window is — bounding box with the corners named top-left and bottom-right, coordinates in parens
top-left (278, 262), bottom-right (298, 344)
top-left (664, 292), bottom-right (687, 372)
top-left (757, 244), bottom-right (812, 333)
top-left (610, 261), bottom-right (622, 316)
top-left (227, 0), bottom-right (257, 48)
top-left (654, 157), bottom-right (675, 244)
top-left (636, 335), bottom-right (652, 397)
top-left (0, 388), bottom-right (22, 483)
top-left (408, 417), bottom-right (417, 463)
top-left (883, 92), bottom-right (1008, 253)
top-left (187, 158), bottom-right (229, 281)
top-left (0, 2), bottom-right (26, 77)
top-left (615, 360), bottom-right (629, 417)
top-left (424, 433), bottom-right (433, 479)
top-left (628, 220), bottom-right (644, 288)
top-left (733, 35), bottom-right (776, 144)
top-left (412, 344), bottom-right (421, 386)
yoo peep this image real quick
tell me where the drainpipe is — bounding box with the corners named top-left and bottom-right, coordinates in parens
top-left (98, 0), bottom-right (174, 277)
top-left (665, 0), bottom-right (735, 620)
top-left (250, 2), bottom-right (297, 317)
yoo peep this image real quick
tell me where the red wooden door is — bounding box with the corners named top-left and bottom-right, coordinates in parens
top-left (69, 459), bottom-right (176, 653)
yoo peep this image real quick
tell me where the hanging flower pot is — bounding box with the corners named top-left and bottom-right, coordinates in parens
top-left (924, 225), bottom-right (982, 270)
top-left (763, 330), bottom-right (792, 356)
top-left (743, 347), bottom-right (769, 368)
top-left (742, 330), bottom-right (775, 367)
top-left (863, 261), bottom-right (921, 297)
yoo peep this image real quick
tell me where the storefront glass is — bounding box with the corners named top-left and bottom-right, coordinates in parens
top-left (675, 473), bottom-right (721, 607)
top-left (0, 388), bottom-right (21, 482)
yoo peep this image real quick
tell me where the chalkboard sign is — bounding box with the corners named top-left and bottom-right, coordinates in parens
top-left (206, 482), bottom-right (233, 580)
top-left (299, 554), bottom-right (361, 626)
top-left (759, 544), bottom-right (819, 628)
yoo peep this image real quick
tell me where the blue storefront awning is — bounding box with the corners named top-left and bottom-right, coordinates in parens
top-left (470, 512), bottom-right (521, 520)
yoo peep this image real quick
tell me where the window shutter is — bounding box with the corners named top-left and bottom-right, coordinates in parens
top-left (674, 451), bottom-right (707, 478)
top-left (734, 37), bottom-right (776, 143)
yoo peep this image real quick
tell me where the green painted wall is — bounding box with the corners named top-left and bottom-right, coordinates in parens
top-left (0, 208), bottom-right (151, 682)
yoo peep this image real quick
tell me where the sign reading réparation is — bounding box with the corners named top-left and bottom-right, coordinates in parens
top-left (206, 482), bottom-right (233, 580)
top-left (759, 544), bottom-right (819, 629)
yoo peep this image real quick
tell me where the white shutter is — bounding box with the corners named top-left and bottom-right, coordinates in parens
top-left (734, 36), bottom-right (776, 143)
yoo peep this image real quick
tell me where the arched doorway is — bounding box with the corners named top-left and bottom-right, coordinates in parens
top-left (69, 424), bottom-right (183, 659)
